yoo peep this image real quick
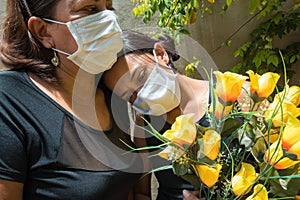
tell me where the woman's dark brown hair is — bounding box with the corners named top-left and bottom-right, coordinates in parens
top-left (0, 0), bottom-right (59, 82)
top-left (119, 30), bottom-right (180, 72)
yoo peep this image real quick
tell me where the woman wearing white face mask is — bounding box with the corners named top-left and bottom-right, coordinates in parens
top-left (104, 30), bottom-right (210, 128)
top-left (103, 30), bottom-right (214, 200)
top-left (0, 1), bottom-right (150, 200)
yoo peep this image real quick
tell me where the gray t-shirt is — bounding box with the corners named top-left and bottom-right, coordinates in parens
top-left (0, 70), bottom-right (142, 200)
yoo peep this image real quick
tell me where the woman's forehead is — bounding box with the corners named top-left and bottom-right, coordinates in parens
top-left (124, 53), bottom-right (154, 68)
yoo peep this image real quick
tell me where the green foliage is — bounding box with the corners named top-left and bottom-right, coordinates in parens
top-left (231, 9), bottom-right (300, 79)
top-left (130, 0), bottom-right (300, 80)
top-left (131, 0), bottom-right (206, 33)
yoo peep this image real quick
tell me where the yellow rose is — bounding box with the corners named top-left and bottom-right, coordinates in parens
top-left (247, 70), bottom-right (280, 98)
top-left (264, 129), bottom-right (279, 144)
top-left (264, 98), bottom-right (300, 127)
top-left (213, 99), bottom-right (233, 119)
top-left (282, 115), bottom-right (300, 159)
top-left (192, 164), bottom-right (222, 188)
top-left (264, 140), bottom-right (299, 170)
top-left (231, 162), bottom-right (258, 196)
top-left (203, 130), bottom-right (221, 160)
top-left (163, 113), bottom-right (196, 146)
top-left (158, 146), bottom-right (173, 160)
top-left (245, 184), bottom-right (268, 200)
top-left (214, 71), bottom-right (248, 103)
top-left (158, 146), bottom-right (185, 160)
top-left (279, 85), bottom-right (300, 106)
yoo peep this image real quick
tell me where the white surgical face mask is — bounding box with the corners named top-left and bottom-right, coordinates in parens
top-left (132, 51), bottom-right (181, 116)
top-left (44, 10), bottom-right (123, 74)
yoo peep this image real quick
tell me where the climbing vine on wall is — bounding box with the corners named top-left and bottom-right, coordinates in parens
top-left (130, 0), bottom-right (300, 80)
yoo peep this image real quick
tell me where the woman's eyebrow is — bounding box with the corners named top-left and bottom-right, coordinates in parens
top-left (130, 62), bottom-right (147, 81)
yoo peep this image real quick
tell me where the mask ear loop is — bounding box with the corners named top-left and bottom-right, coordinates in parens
top-left (153, 48), bottom-right (182, 115)
top-left (152, 49), bottom-right (159, 64)
top-left (21, 0), bottom-right (32, 17)
top-left (152, 49), bottom-right (177, 74)
top-left (127, 102), bottom-right (136, 142)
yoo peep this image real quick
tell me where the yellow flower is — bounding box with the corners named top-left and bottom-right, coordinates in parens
top-left (279, 85), bottom-right (300, 106)
top-left (213, 99), bottom-right (233, 118)
top-left (247, 70), bottom-right (280, 98)
top-left (158, 146), bottom-right (173, 160)
top-left (245, 184), bottom-right (268, 200)
top-left (264, 140), bottom-right (299, 170)
top-left (231, 162), bottom-right (258, 196)
top-left (208, 0), bottom-right (215, 3)
top-left (162, 113), bottom-right (196, 146)
top-left (264, 129), bottom-right (279, 144)
top-left (203, 130), bottom-right (221, 160)
top-left (264, 98), bottom-right (300, 127)
top-left (158, 146), bottom-right (184, 160)
top-left (282, 115), bottom-right (300, 159)
top-left (192, 164), bottom-right (222, 188)
top-left (214, 71), bottom-right (248, 103)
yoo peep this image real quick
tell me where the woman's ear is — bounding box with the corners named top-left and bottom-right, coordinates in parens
top-left (154, 43), bottom-right (169, 65)
top-left (28, 17), bottom-right (53, 49)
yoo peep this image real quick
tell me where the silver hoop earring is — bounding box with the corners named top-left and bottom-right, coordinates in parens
top-left (51, 51), bottom-right (60, 67)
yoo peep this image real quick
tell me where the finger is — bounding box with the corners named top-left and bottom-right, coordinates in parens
top-left (182, 189), bottom-right (199, 200)
top-left (191, 190), bottom-right (200, 196)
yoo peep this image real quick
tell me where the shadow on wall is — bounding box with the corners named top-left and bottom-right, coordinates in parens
top-left (113, 0), bottom-right (299, 86)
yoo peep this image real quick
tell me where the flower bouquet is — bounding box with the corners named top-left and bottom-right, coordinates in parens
top-left (132, 66), bottom-right (300, 199)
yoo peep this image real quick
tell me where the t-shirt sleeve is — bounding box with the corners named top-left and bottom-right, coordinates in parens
top-left (0, 110), bottom-right (27, 183)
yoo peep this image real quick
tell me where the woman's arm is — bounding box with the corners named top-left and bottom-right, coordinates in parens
top-left (0, 179), bottom-right (23, 200)
top-left (129, 114), bottom-right (152, 200)
top-left (129, 174), bottom-right (151, 200)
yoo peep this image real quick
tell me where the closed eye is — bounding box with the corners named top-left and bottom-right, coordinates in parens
top-left (137, 68), bottom-right (146, 84)
top-left (84, 5), bottom-right (98, 12)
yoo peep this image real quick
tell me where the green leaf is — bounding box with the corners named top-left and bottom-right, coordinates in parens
top-left (180, 174), bottom-right (201, 190)
top-left (158, 1), bottom-right (165, 13)
top-left (267, 55), bottom-right (279, 67)
top-left (249, 0), bottom-right (260, 14)
top-left (251, 137), bottom-right (267, 162)
top-left (271, 12), bottom-right (283, 24)
top-left (226, 40), bottom-right (232, 47)
top-left (267, 164), bottom-right (300, 197)
top-left (290, 55), bottom-right (297, 63)
top-left (172, 162), bottom-right (189, 176)
top-left (253, 56), bottom-right (262, 67)
top-left (226, 0), bottom-right (232, 7)
top-left (179, 29), bottom-right (190, 35)
top-left (234, 49), bottom-right (243, 58)
top-left (221, 118), bottom-right (242, 138)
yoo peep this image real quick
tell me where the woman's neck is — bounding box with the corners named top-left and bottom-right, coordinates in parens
top-left (177, 75), bottom-right (210, 122)
top-left (57, 67), bottom-right (97, 103)
top-left (29, 66), bottom-right (98, 107)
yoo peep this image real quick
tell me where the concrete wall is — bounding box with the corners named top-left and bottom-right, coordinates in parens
top-left (0, 1), bottom-right (5, 18)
